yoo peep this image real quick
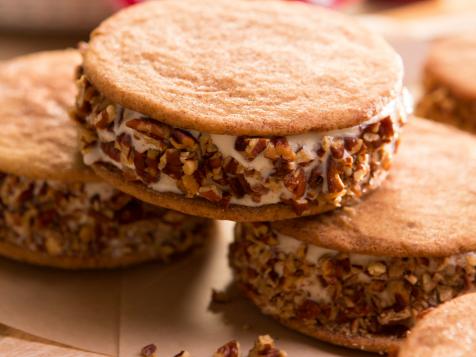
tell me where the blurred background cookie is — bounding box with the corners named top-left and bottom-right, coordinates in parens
top-left (416, 34), bottom-right (476, 133)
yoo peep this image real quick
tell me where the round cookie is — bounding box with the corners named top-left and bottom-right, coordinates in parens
top-left (398, 293), bottom-right (476, 357)
top-left (230, 118), bottom-right (476, 353)
top-left (416, 34), bottom-right (476, 133)
top-left (74, 0), bottom-right (412, 221)
top-left (0, 50), bottom-right (212, 269)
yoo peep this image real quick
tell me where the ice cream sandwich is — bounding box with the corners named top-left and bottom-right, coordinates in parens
top-left (73, 0), bottom-right (411, 222)
top-left (230, 118), bottom-right (476, 352)
top-left (417, 34), bottom-right (476, 133)
top-left (0, 50), bottom-right (211, 269)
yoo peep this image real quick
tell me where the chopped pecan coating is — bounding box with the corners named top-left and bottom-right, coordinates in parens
top-left (74, 69), bottom-right (407, 214)
top-left (0, 173), bottom-right (208, 260)
top-left (230, 223), bottom-right (476, 340)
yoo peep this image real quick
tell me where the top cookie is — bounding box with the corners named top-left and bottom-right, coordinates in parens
top-left (272, 118), bottom-right (476, 257)
top-left (425, 34), bottom-right (476, 100)
top-left (398, 293), bottom-right (476, 357)
top-left (83, 0), bottom-right (403, 135)
top-left (0, 50), bottom-right (96, 182)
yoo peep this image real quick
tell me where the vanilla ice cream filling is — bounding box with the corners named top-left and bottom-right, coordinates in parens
top-left (84, 89), bottom-right (412, 207)
top-left (273, 230), bottom-right (476, 305)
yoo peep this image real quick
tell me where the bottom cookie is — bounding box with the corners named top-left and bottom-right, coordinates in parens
top-left (238, 282), bottom-right (398, 353)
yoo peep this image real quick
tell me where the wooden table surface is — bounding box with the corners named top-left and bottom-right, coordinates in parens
top-left (0, 1), bottom-right (473, 356)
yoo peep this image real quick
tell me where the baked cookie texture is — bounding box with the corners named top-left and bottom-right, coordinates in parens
top-left (74, 0), bottom-right (411, 220)
top-left (398, 293), bottom-right (476, 357)
top-left (0, 50), bottom-right (211, 269)
top-left (230, 118), bottom-right (476, 353)
top-left (82, 0), bottom-right (403, 135)
top-left (0, 49), bottom-right (93, 182)
top-left (416, 34), bottom-right (476, 133)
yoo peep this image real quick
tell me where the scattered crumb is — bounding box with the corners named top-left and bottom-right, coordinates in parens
top-left (140, 343), bottom-right (158, 357)
top-left (213, 340), bottom-right (241, 357)
top-left (142, 335), bottom-right (286, 357)
top-left (248, 335), bottom-right (287, 357)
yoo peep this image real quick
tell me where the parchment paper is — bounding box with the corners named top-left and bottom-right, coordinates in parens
top-left (118, 221), bottom-right (369, 357)
top-left (0, 222), bottom-right (370, 356)
top-left (0, 259), bottom-right (120, 355)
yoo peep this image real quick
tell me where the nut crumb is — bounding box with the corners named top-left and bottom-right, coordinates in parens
top-left (141, 343), bottom-right (158, 357)
top-left (214, 340), bottom-right (241, 357)
top-left (248, 335), bottom-right (287, 357)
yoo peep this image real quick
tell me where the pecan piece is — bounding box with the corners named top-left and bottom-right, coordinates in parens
top-left (308, 167), bottom-right (324, 190)
top-left (141, 344), bottom-right (158, 357)
top-left (228, 175), bottom-right (252, 198)
top-left (199, 185), bottom-right (222, 203)
top-left (363, 132), bottom-right (380, 143)
top-left (160, 149), bottom-right (183, 180)
top-left (234, 136), bottom-right (248, 151)
top-left (379, 116), bottom-right (395, 142)
top-left (134, 150), bottom-right (160, 183)
top-left (183, 159), bottom-right (198, 176)
top-left (283, 167), bottom-right (306, 198)
top-left (327, 159), bottom-right (345, 194)
top-left (171, 129), bottom-right (198, 149)
top-left (330, 139), bottom-right (345, 159)
top-left (213, 340), bottom-right (241, 357)
top-left (367, 262), bottom-right (387, 277)
top-left (344, 137), bottom-right (363, 154)
top-left (207, 152), bottom-right (223, 170)
top-left (180, 175), bottom-right (200, 197)
top-left (223, 157), bottom-right (241, 175)
top-left (265, 137), bottom-right (296, 161)
top-left (295, 148), bottom-right (314, 165)
top-left (118, 133), bottom-right (134, 166)
top-left (100, 142), bottom-right (120, 162)
top-left (126, 118), bottom-right (171, 140)
top-left (200, 134), bottom-right (218, 153)
top-left (248, 335), bottom-right (287, 357)
top-left (93, 105), bottom-right (116, 129)
top-left (245, 138), bottom-right (269, 160)
top-left (377, 307), bottom-right (412, 326)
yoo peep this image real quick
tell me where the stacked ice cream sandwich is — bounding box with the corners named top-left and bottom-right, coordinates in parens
top-left (0, 49), bottom-right (212, 269)
top-left (2, 0), bottom-right (474, 354)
